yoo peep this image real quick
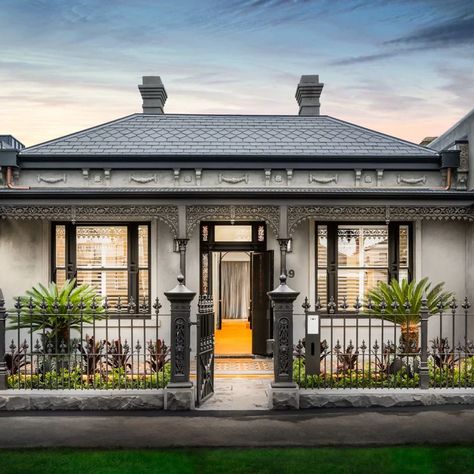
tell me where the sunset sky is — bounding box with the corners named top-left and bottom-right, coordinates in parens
top-left (1, 0), bottom-right (473, 147)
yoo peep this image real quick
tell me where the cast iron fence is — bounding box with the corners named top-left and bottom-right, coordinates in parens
top-left (294, 297), bottom-right (474, 389)
top-left (1, 293), bottom-right (171, 390)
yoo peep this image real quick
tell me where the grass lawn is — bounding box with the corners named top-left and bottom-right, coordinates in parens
top-left (2, 446), bottom-right (474, 474)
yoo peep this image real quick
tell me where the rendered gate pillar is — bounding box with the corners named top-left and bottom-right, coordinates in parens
top-left (164, 275), bottom-right (196, 410)
top-left (267, 275), bottom-right (300, 409)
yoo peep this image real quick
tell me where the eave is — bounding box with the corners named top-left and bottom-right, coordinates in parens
top-left (17, 153), bottom-right (441, 171)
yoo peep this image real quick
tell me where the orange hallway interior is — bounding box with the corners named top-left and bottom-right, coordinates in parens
top-left (215, 319), bottom-right (252, 356)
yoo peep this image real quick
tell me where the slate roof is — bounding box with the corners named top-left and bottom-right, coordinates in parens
top-left (20, 114), bottom-right (438, 158)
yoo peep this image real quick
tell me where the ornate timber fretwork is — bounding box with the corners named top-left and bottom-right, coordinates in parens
top-left (0, 204), bottom-right (179, 237)
top-left (287, 205), bottom-right (474, 236)
top-left (186, 204), bottom-right (280, 237)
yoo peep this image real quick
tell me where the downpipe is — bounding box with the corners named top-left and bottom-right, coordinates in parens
top-left (4, 166), bottom-right (29, 190)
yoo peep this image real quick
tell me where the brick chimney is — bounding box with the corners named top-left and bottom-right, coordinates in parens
top-left (295, 75), bottom-right (324, 116)
top-left (138, 76), bottom-right (167, 114)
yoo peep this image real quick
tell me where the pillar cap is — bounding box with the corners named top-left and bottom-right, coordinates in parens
top-left (268, 274), bottom-right (299, 300)
top-left (164, 274), bottom-right (196, 300)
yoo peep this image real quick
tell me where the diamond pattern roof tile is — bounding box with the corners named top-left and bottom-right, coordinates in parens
top-left (21, 114), bottom-right (438, 159)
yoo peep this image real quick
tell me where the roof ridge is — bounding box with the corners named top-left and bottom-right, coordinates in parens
top-left (324, 116), bottom-right (438, 155)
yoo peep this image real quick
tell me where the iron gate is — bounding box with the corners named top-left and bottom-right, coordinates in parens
top-left (196, 295), bottom-right (215, 406)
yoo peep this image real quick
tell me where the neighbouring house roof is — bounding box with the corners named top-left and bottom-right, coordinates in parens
top-left (20, 114), bottom-right (438, 159)
top-left (0, 135), bottom-right (24, 150)
top-left (428, 108), bottom-right (474, 151)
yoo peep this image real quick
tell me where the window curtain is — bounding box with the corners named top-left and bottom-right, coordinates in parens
top-left (221, 261), bottom-right (250, 319)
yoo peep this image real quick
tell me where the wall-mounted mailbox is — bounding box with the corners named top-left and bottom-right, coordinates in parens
top-left (305, 312), bottom-right (321, 375)
top-left (307, 315), bottom-right (319, 335)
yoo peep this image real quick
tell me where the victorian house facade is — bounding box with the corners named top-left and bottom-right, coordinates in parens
top-left (1, 75), bottom-right (473, 356)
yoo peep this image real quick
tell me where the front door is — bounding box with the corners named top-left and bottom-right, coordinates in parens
top-left (200, 222), bottom-right (272, 357)
top-left (251, 251), bottom-right (274, 356)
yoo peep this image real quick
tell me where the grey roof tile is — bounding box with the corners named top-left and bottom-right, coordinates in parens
top-left (20, 114), bottom-right (438, 159)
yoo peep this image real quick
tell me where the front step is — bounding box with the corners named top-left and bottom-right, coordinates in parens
top-left (215, 353), bottom-right (255, 359)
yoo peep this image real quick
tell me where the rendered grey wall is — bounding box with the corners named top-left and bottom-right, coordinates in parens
top-left (286, 220), bottom-right (311, 342)
top-left (0, 219), bottom-right (49, 307)
top-left (418, 220), bottom-right (474, 339)
top-left (418, 220), bottom-right (469, 299)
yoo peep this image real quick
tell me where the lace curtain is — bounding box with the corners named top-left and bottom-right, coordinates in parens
top-left (221, 261), bottom-right (250, 319)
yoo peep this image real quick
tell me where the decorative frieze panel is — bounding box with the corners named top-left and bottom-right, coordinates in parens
top-left (218, 173), bottom-right (249, 185)
top-left (37, 174), bottom-right (67, 184)
top-left (14, 167), bottom-right (448, 190)
top-left (129, 174), bottom-right (157, 184)
top-left (186, 205), bottom-right (280, 237)
top-left (287, 205), bottom-right (474, 235)
top-left (309, 174), bottom-right (338, 185)
top-left (397, 175), bottom-right (427, 185)
top-left (0, 204), bottom-right (179, 237)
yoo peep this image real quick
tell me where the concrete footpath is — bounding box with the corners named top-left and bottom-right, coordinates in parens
top-left (1, 406), bottom-right (474, 448)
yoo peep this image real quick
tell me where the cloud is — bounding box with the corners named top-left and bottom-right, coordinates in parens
top-left (436, 65), bottom-right (474, 112)
top-left (386, 14), bottom-right (474, 48)
top-left (332, 6), bottom-right (474, 66)
top-left (330, 51), bottom-right (403, 66)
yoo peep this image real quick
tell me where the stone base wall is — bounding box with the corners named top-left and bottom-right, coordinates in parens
top-left (0, 390), bottom-right (164, 411)
top-left (299, 388), bottom-right (474, 409)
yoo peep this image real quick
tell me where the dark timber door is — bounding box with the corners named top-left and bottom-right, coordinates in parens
top-left (251, 251), bottom-right (273, 356)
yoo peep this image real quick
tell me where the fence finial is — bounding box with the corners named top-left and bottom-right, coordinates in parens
top-left (420, 292), bottom-right (428, 311)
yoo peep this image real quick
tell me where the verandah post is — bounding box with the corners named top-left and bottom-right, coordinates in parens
top-left (267, 274), bottom-right (300, 409)
top-left (277, 239), bottom-right (290, 276)
top-left (0, 289), bottom-right (7, 390)
top-left (419, 294), bottom-right (430, 389)
top-left (175, 239), bottom-right (189, 283)
top-left (164, 275), bottom-right (196, 410)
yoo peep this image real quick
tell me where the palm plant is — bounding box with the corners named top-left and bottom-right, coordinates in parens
top-left (366, 278), bottom-right (453, 353)
top-left (8, 279), bottom-right (104, 348)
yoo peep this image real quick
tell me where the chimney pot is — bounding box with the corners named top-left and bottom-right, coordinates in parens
top-left (295, 75), bottom-right (324, 116)
top-left (138, 76), bottom-right (167, 114)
